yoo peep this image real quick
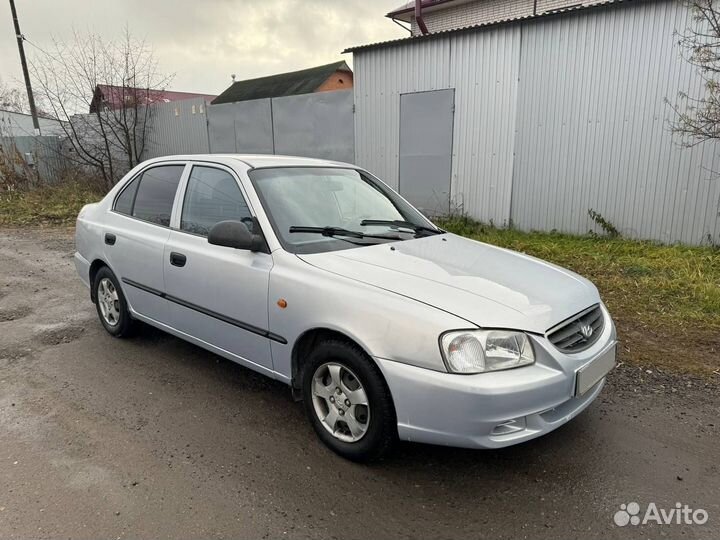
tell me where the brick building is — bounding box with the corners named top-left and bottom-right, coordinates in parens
top-left (388, 0), bottom-right (610, 35)
top-left (212, 61), bottom-right (353, 105)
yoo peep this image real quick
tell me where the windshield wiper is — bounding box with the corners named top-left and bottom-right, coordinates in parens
top-left (359, 219), bottom-right (444, 235)
top-left (288, 226), bottom-right (403, 241)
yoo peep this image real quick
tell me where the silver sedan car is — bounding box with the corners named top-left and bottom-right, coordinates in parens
top-left (75, 154), bottom-right (616, 461)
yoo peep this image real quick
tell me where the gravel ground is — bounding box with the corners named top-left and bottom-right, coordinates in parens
top-left (0, 227), bottom-right (718, 540)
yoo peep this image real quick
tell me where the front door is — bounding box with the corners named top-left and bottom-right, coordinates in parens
top-left (163, 164), bottom-right (274, 371)
top-left (399, 89), bottom-right (455, 216)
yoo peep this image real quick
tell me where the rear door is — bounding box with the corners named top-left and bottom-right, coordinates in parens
top-left (398, 89), bottom-right (455, 216)
top-left (163, 163), bottom-right (274, 371)
top-left (104, 163), bottom-right (187, 323)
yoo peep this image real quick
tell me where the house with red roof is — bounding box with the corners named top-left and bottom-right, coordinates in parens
top-left (89, 84), bottom-right (217, 113)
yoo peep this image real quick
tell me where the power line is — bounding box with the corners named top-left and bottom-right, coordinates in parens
top-left (22, 36), bottom-right (56, 59)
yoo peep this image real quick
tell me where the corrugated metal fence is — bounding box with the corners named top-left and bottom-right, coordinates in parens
top-left (46, 89), bottom-right (353, 185)
top-left (143, 98), bottom-right (210, 158)
top-left (204, 90), bottom-right (355, 162)
top-left (511, 0), bottom-right (719, 244)
top-left (143, 89), bottom-right (355, 163)
top-left (353, 0), bottom-right (720, 245)
top-left (0, 136), bottom-right (66, 185)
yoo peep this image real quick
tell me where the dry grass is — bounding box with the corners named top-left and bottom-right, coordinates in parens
top-left (0, 180), bottom-right (105, 225)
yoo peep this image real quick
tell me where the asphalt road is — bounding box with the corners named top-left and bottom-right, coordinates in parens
top-left (0, 227), bottom-right (718, 540)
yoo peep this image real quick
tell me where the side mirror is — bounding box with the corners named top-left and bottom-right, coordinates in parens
top-left (208, 220), bottom-right (264, 252)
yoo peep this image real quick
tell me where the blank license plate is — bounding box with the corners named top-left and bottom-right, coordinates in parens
top-left (575, 345), bottom-right (616, 396)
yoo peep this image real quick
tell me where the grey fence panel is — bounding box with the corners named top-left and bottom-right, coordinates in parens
top-left (207, 92), bottom-right (352, 160)
top-left (207, 102), bottom-right (238, 152)
top-left (271, 90), bottom-right (354, 163)
top-left (143, 98), bottom-right (210, 158)
top-left (207, 99), bottom-right (274, 154)
top-left (233, 99), bottom-right (274, 154)
top-left (67, 113), bottom-right (134, 181)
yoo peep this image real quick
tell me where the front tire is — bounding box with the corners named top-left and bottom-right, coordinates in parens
top-left (93, 267), bottom-right (134, 337)
top-left (302, 340), bottom-right (397, 462)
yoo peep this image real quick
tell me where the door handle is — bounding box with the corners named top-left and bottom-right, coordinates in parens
top-left (170, 252), bottom-right (187, 267)
top-left (104, 233), bottom-right (116, 245)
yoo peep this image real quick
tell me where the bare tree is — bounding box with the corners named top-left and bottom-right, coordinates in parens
top-left (670, 0), bottom-right (720, 145)
top-left (30, 28), bottom-right (172, 188)
top-left (0, 79), bottom-right (28, 113)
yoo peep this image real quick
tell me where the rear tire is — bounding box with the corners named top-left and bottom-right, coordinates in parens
top-left (302, 339), bottom-right (397, 462)
top-left (93, 266), bottom-right (134, 338)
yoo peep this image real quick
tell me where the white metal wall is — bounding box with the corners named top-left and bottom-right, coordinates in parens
top-left (354, 29), bottom-right (519, 225)
top-left (353, 0), bottom-right (720, 244)
top-left (354, 38), bottom-right (451, 190)
top-left (449, 27), bottom-right (521, 225)
top-left (512, 0), bottom-right (720, 244)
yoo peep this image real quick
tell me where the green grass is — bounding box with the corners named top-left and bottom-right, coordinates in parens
top-left (439, 216), bottom-right (720, 376)
top-left (0, 182), bottom-right (105, 225)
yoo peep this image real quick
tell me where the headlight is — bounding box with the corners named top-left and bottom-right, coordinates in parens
top-left (440, 330), bottom-right (535, 374)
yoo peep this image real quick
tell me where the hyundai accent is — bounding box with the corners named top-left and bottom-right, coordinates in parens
top-left (75, 154), bottom-right (616, 461)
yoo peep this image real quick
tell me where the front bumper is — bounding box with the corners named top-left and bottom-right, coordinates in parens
top-left (375, 317), bottom-right (616, 449)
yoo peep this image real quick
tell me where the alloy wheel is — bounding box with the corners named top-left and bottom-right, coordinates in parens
top-left (97, 277), bottom-right (120, 327)
top-left (311, 362), bottom-right (370, 443)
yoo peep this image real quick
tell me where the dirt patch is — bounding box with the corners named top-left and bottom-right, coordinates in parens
top-left (615, 317), bottom-right (720, 377)
top-left (0, 344), bottom-right (33, 363)
top-left (36, 324), bottom-right (87, 346)
top-left (609, 361), bottom-right (719, 404)
top-left (0, 305), bottom-right (33, 322)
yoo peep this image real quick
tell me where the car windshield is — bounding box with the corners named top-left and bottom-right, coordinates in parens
top-left (249, 167), bottom-right (439, 254)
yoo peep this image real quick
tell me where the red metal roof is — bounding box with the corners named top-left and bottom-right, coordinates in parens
top-left (91, 84), bottom-right (217, 112)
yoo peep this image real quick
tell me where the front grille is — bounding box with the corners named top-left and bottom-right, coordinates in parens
top-left (547, 304), bottom-right (604, 353)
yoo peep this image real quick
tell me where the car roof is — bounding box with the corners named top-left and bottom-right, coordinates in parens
top-left (143, 154), bottom-right (356, 169)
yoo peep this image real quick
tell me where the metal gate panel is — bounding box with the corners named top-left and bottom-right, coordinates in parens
top-left (233, 99), bottom-right (274, 154)
top-left (207, 99), bottom-right (274, 154)
top-left (399, 89), bottom-right (454, 215)
top-left (272, 90), bottom-right (354, 163)
top-left (206, 102), bottom-right (237, 153)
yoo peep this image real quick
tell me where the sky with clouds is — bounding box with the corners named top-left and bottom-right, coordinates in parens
top-left (1, 0), bottom-right (407, 97)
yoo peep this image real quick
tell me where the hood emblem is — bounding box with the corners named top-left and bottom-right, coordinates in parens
top-left (578, 323), bottom-right (593, 340)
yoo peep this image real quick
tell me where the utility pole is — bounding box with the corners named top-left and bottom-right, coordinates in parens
top-left (9, 0), bottom-right (40, 134)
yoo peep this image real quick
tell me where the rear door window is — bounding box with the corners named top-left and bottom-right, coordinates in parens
top-left (114, 176), bottom-right (140, 215)
top-left (131, 165), bottom-right (185, 226)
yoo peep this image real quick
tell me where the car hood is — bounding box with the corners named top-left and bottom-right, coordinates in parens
top-left (298, 233), bottom-right (600, 334)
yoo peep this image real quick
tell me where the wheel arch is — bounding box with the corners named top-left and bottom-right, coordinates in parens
top-left (291, 327), bottom-right (380, 397)
top-left (88, 259), bottom-right (109, 302)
